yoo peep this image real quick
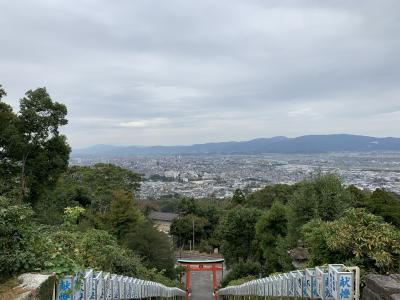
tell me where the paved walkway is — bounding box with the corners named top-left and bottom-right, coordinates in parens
top-left (178, 252), bottom-right (226, 300)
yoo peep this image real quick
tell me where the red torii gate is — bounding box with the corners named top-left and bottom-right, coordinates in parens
top-left (178, 258), bottom-right (224, 300)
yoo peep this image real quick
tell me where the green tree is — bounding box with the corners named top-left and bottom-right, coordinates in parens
top-left (220, 260), bottom-right (261, 287)
top-left (67, 164), bottom-right (141, 213)
top-left (232, 188), bottom-right (245, 205)
top-left (170, 214), bottom-right (208, 248)
top-left (177, 197), bottom-right (198, 215)
top-left (107, 190), bottom-right (143, 240)
top-left (286, 174), bottom-right (351, 246)
top-left (247, 184), bottom-right (295, 209)
top-left (0, 87), bottom-right (70, 202)
top-left (0, 85), bottom-right (5, 100)
top-left (365, 189), bottom-right (400, 227)
top-left (125, 221), bottom-right (176, 278)
top-left (0, 196), bottom-right (36, 279)
top-left (195, 200), bottom-right (221, 243)
top-left (346, 185), bottom-right (369, 208)
top-left (256, 201), bottom-right (290, 273)
top-left (217, 207), bottom-right (261, 267)
top-left (34, 164), bottom-right (142, 223)
top-left (302, 208), bottom-right (400, 274)
top-left (0, 92), bottom-right (19, 197)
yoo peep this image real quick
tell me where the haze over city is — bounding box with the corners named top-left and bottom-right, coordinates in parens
top-left (1, 0), bottom-right (400, 148)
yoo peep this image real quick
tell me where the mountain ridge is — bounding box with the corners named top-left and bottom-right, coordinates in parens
top-left (71, 134), bottom-right (400, 156)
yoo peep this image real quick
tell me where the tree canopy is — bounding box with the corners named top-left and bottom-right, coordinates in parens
top-left (0, 87), bottom-right (70, 202)
top-left (0, 85), bottom-right (180, 287)
top-left (286, 174), bottom-right (351, 246)
top-left (217, 207), bottom-right (261, 267)
top-left (256, 201), bottom-right (289, 273)
top-left (303, 208), bottom-right (400, 274)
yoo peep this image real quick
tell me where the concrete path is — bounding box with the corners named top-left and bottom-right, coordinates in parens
top-left (178, 252), bottom-right (226, 300)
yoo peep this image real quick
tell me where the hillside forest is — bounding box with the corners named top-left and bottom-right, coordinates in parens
top-left (1, 85), bottom-right (399, 288)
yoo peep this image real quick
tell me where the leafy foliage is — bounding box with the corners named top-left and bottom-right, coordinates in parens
top-left (0, 87), bottom-right (70, 202)
top-left (232, 188), bottom-right (245, 205)
top-left (365, 189), bottom-right (400, 227)
top-left (34, 164), bottom-right (141, 224)
top-left (0, 85), bottom-right (6, 100)
top-left (124, 221), bottom-right (176, 278)
top-left (256, 201), bottom-right (291, 273)
top-left (107, 190), bottom-right (143, 240)
top-left (247, 184), bottom-right (295, 209)
top-left (63, 206), bottom-right (86, 225)
top-left (220, 260), bottom-right (261, 287)
top-left (303, 208), bottom-right (400, 274)
top-left (286, 174), bottom-right (351, 246)
top-left (0, 196), bottom-right (37, 279)
top-left (225, 275), bottom-right (257, 287)
top-left (170, 214), bottom-right (209, 248)
top-left (0, 85), bottom-right (180, 287)
top-left (217, 207), bottom-right (261, 267)
top-left (2, 87), bottom-right (400, 288)
top-left (169, 197), bottom-right (225, 250)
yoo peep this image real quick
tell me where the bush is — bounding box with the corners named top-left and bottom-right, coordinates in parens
top-left (220, 260), bottom-right (261, 287)
top-left (227, 275), bottom-right (257, 286)
top-left (0, 197), bottom-right (37, 280)
top-left (124, 222), bottom-right (176, 278)
top-left (198, 240), bottom-right (213, 254)
top-left (303, 208), bottom-right (400, 274)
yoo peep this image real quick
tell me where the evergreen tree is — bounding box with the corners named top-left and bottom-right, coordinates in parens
top-left (108, 190), bottom-right (143, 240)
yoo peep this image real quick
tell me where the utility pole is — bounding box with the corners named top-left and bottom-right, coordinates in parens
top-left (192, 218), bottom-right (195, 251)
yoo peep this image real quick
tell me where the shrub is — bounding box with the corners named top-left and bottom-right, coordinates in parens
top-left (0, 197), bottom-right (37, 280)
top-left (303, 208), bottom-right (400, 274)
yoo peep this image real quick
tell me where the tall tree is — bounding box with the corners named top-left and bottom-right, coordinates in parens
top-left (286, 174), bottom-right (351, 246)
top-left (170, 214), bottom-right (208, 248)
top-left (0, 86), bottom-right (70, 201)
top-left (107, 190), bottom-right (143, 240)
top-left (256, 201), bottom-right (289, 274)
top-left (217, 207), bottom-right (261, 266)
top-left (0, 86), bottom-right (20, 195)
top-left (125, 221), bottom-right (176, 278)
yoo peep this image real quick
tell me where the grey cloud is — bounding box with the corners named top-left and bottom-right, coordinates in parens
top-left (1, 0), bottom-right (399, 147)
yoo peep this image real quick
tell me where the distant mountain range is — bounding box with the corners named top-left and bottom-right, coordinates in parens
top-left (72, 134), bottom-right (400, 156)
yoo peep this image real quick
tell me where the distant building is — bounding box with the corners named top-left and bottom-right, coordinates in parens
top-left (164, 170), bottom-right (179, 179)
top-left (148, 211), bottom-right (178, 234)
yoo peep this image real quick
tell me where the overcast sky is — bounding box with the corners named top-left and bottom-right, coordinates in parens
top-left (1, 0), bottom-right (399, 148)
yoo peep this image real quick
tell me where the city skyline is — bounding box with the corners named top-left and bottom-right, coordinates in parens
top-left (1, 1), bottom-right (400, 148)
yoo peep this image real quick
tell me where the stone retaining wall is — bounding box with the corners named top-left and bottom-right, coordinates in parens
top-left (363, 274), bottom-right (400, 300)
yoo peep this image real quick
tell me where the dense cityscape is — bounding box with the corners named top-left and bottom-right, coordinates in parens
top-left (70, 151), bottom-right (400, 199)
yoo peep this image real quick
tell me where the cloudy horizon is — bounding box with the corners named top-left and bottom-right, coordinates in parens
top-left (1, 0), bottom-right (399, 148)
